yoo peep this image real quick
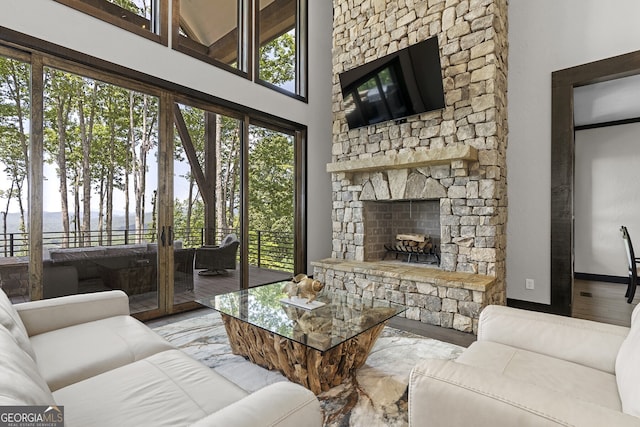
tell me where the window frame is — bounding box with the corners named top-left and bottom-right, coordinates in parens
top-left (171, 0), bottom-right (250, 78)
top-left (53, 0), bottom-right (169, 45)
top-left (254, 0), bottom-right (307, 101)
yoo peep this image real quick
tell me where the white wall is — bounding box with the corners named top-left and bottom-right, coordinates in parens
top-left (508, 0), bottom-right (640, 303)
top-left (0, 0), bottom-right (334, 272)
top-left (574, 123), bottom-right (640, 277)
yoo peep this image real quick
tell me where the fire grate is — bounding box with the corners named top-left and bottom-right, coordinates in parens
top-left (383, 233), bottom-right (440, 265)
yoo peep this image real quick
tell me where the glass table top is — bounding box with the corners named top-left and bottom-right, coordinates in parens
top-left (197, 281), bottom-right (406, 352)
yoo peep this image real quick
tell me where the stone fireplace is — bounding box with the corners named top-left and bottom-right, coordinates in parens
top-left (314, 0), bottom-right (509, 333)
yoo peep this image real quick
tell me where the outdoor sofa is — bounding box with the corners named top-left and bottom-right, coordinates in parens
top-left (0, 288), bottom-right (322, 426)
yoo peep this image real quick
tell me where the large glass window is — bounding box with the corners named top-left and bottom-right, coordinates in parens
top-left (175, 0), bottom-right (248, 73)
top-left (173, 0), bottom-right (306, 98)
top-left (54, 0), bottom-right (167, 43)
top-left (0, 34), bottom-right (306, 319)
top-left (257, 0), bottom-right (305, 97)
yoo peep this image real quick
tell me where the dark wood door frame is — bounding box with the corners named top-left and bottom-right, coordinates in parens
top-left (551, 50), bottom-right (640, 315)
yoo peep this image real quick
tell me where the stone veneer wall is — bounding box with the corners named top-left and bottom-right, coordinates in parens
top-left (329, 0), bottom-right (508, 307)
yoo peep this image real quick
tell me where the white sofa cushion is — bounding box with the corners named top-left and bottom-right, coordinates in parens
top-left (616, 303), bottom-right (640, 417)
top-left (30, 315), bottom-right (174, 391)
top-left (0, 288), bottom-right (36, 360)
top-left (458, 340), bottom-right (622, 411)
top-left (53, 349), bottom-right (248, 427)
top-left (0, 325), bottom-right (54, 406)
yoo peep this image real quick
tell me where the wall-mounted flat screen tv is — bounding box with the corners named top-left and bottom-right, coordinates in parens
top-left (338, 36), bottom-right (445, 130)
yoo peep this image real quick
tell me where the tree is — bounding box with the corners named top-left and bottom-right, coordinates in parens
top-left (0, 57), bottom-right (30, 239)
top-left (44, 68), bottom-right (83, 247)
top-left (259, 31), bottom-right (296, 87)
top-left (77, 79), bottom-right (98, 246)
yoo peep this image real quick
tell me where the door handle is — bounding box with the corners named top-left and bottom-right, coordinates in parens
top-left (160, 226), bottom-right (166, 246)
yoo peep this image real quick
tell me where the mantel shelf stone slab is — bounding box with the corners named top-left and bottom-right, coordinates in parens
top-left (326, 144), bottom-right (478, 174)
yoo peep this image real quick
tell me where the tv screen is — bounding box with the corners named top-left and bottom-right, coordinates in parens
top-left (339, 36), bottom-right (445, 130)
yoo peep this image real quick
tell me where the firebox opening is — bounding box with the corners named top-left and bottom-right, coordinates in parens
top-left (363, 200), bottom-right (441, 265)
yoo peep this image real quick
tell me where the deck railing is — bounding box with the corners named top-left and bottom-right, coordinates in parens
top-left (0, 228), bottom-right (294, 272)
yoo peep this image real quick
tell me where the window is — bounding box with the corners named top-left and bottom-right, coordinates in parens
top-left (0, 52), bottom-right (30, 258)
top-left (56, 0), bottom-right (306, 97)
top-left (54, 0), bottom-right (168, 44)
top-left (257, 0), bottom-right (306, 98)
top-left (174, 0), bottom-right (249, 74)
top-left (173, 0), bottom-right (307, 98)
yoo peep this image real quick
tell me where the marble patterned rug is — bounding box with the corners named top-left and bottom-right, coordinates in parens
top-left (152, 311), bottom-right (463, 427)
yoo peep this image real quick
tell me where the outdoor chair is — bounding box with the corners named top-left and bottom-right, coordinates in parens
top-left (620, 225), bottom-right (639, 303)
top-left (194, 234), bottom-right (240, 276)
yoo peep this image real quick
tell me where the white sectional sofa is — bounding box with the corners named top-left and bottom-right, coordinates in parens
top-left (409, 304), bottom-right (640, 426)
top-left (0, 288), bottom-right (322, 427)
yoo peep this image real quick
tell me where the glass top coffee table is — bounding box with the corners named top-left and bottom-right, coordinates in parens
top-left (197, 281), bottom-right (405, 394)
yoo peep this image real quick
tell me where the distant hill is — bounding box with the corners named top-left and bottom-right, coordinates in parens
top-left (1, 211), bottom-right (155, 234)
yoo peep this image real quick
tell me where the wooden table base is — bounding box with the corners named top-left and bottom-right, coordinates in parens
top-left (221, 314), bottom-right (386, 394)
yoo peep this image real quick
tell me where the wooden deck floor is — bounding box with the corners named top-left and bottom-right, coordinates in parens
top-left (129, 265), bottom-right (292, 313)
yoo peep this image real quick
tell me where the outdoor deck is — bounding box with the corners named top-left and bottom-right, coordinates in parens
top-left (129, 265), bottom-right (293, 313)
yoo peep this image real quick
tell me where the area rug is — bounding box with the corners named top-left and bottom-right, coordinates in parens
top-left (152, 311), bottom-right (463, 427)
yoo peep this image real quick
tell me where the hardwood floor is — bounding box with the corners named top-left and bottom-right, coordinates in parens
top-left (572, 279), bottom-right (637, 327)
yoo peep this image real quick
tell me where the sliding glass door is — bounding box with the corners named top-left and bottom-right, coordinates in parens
top-left (172, 101), bottom-right (243, 305)
top-left (41, 65), bottom-right (161, 315)
top-left (247, 123), bottom-right (296, 286)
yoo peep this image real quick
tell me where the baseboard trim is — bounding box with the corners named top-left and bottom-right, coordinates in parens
top-left (506, 298), bottom-right (566, 316)
top-left (574, 272), bottom-right (627, 284)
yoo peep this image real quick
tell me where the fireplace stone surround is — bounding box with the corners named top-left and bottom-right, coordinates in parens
top-left (315, 0), bottom-right (509, 333)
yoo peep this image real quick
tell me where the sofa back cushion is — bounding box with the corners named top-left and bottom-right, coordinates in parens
top-left (616, 303), bottom-right (640, 417)
top-left (0, 325), bottom-right (55, 405)
top-left (0, 288), bottom-right (36, 360)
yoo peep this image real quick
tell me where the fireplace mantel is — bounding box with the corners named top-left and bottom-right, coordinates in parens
top-left (326, 144), bottom-right (477, 174)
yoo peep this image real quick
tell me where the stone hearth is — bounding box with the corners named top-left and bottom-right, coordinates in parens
top-left (318, 0), bottom-right (509, 333)
top-left (312, 259), bottom-right (499, 333)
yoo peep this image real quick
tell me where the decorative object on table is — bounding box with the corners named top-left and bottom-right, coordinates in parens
top-left (282, 274), bottom-right (325, 303)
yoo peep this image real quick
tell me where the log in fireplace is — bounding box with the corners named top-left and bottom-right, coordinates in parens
top-left (383, 233), bottom-right (440, 265)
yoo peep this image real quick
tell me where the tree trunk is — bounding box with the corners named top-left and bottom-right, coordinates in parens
top-left (106, 107), bottom-right (116, 246)
top-left (98, 176), bottom-right (105, 246)
top-left (2, 181), bottom-right (14, 256)
top-left (74, 172), bottom-right (80, 246)
top-left (215, 115), bottom-right (224, 241)
top-left (7, 61), bottom-right (29, 188)
top-left (56, 95), bottom-right (70, 248)
top-left (15, 181), bottom-right (25, 234)
top-left (79, 82), bottom-right (97, 247)
top-left (186, 176), bottom-right (194, 245)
